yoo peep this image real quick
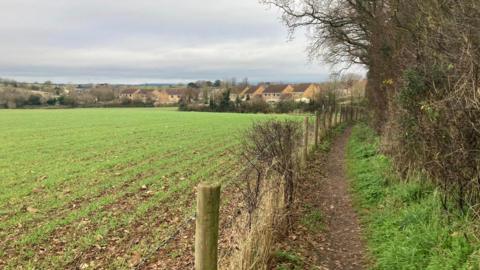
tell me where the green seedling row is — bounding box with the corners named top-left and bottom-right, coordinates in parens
top-left (0, 108), bottom-right (302, 268)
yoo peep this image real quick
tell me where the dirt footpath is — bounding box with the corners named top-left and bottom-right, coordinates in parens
top-left (314, 127), bottom-right (366, 269)
top-left (272, 127), bottom-right (367, 270)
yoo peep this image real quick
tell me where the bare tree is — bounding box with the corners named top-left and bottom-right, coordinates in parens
top-left (262, 0), bottom-right (480, 212)
top-left (260, 0), bottom-right (395, 128)
top-left (89, 86), bottom-right (115, 102)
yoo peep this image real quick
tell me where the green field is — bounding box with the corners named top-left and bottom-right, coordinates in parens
top-left (0, 108), bottom-right (298, 269)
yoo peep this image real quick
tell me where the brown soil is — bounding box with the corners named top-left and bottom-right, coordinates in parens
top-left (272, 127), bottom-right (367, 270)
top-left (0, 154), bottom-right (237, 269)
top-left (143, 180), bottom-right (245, 269)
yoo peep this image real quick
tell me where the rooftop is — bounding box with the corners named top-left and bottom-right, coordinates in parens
top-left (263, 84), bottom-right (290, 94)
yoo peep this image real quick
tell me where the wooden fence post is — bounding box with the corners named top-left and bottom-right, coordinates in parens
top-left (303, 116), bottom-right (308, 162)
top-left (345, 105), bottom-right (352, 122)
top-left (344, 105), bottom-right (348, 122)
top-left (337, 106), bottom-right (341, 125)
top-left (330, 107), bottom-right (335, 128)
top-left (195, 182), bottom-right (221, 270)
top-left (346, 106), bottom-right (349, 122)
top-left (322, 109), bottom-right (328, 137)
top-left (333, 107), bottom-right (336, 127)
top-left (327, 107), bottom-right (331, 129)
top-left (335, 106), bottom-right (340, 126)
top-left (339, 105), bottom-right (343, 123)
top-left (334, 106), bottom-right (337, 126)
top-left (314, 111), bottom-right (319, 147)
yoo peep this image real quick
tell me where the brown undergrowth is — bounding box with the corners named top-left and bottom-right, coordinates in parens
top-left (224, 179), bottom-right (287, 270)
top-left (268, 152), bottom-right (329, 270)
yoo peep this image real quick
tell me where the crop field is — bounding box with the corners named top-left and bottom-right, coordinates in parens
top-left (0, 108), bottom-right (299, 269)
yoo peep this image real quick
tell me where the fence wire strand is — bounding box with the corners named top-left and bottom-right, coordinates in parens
top-left (131, 108), bottom-right (364, 268)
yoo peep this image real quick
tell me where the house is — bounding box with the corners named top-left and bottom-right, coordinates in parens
top-left (290, 83), bottom-right (322, 102)
top-left (261, 84), bottom-right (294, 103)
top-left (151, 90), bottom-right (169, 104)
top-left (120, 89), bottom-right (139, 99)
top-left (239, 86), bottom-right (256, 100)
top-left (152, 88), bottom-right (200, 105)
top-left (120, 89), bottom-right (137, 99)
top-left (152, 88), bottom-right (186, 104)
top-left (120, 89), bottom-right (152, 102)
top-left (252, 85), bottom-right (266, 98)
top-left (240, 85), bottom-right (266, 100)
top-left (229, 86), bottom-right (249, 101)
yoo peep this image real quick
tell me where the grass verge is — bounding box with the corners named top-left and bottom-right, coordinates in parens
top-left (346, 123), bottom-right (480, 269)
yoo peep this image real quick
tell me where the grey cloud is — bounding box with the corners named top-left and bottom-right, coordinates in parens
top-left (0, 0), bottom-right (364, 83)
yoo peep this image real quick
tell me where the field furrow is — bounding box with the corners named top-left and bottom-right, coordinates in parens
top-left (0, 108), bottom-right (300, 269)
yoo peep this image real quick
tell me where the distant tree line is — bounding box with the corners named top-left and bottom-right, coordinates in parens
top-left (179, 89), bottom-right (341, 114)
top-left (0, 82), bottom-right (154, 108)
top-left (0, 77), bottom-right (249, 109)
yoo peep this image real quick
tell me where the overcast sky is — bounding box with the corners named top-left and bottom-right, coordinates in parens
top-left (0, 0), bottom-right (364, 84)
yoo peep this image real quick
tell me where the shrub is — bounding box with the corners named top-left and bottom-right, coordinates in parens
top-left (58, 95), bottom-right (77, 107)
top-left (274, 100), bottom-right (297, 113)
top-left (240, 99), bottom-right (271, 114)
top-left (240, 119), bottom-right (301, 225)
top-left (27, 94), bottom-right (43, 106)
top-left (46, 98), bottom-right (57, 106)
top-left (388, 64), bottom-right (480, 212)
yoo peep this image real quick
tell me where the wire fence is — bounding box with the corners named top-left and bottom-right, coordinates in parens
top-left (133, 104), bottom-right (366, 268)
top-left (133, 124), bottom-right (289, 268)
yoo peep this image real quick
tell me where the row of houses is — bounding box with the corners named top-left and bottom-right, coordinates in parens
top-left (233, 83), bottom-right (321, 103)
top-left (119, 83), bottom-right (322, 105)
top-left (120, 88), bottom-right (186, 104)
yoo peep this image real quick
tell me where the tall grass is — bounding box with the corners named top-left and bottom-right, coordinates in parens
top-left (224, 182), bottom-right (286, 270)
top-left (346, 123), bottom-right (480, 269)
